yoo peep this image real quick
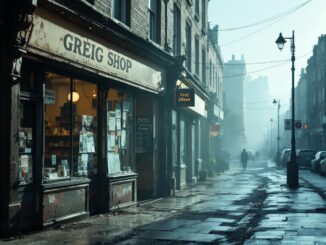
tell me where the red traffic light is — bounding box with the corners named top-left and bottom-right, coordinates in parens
top-left (295, 121), bottom-right (302, 129)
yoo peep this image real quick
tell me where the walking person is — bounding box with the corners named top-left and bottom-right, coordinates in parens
top-left (241, 149), bottom-right (249, 170)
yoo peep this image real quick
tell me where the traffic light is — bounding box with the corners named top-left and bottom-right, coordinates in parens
top-left (295, 121), bottom-right (302, 129)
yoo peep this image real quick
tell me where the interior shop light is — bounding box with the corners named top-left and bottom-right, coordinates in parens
top-left (68, 89), bottom-right (80, 102)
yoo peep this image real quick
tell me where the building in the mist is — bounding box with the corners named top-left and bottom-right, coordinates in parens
top-left (304, 35), bottom-right (326, 151)
top-left (244, 76), bottom-right (274, 154)
top-left (0, 0), bottom-right (223, 236)
top-left (207, 25), bottom-right (224, 170)
top-left (295, 69), bottom-right (308, 149)
top-left (222, 55), bottom-right (246, 155)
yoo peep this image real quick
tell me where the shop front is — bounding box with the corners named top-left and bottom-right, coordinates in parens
top-left (174, 80), bottom-right (207, 190)
top-left (12, 6), bottom-right (166, 231)
top-left (208, 102), bottom-right (223, 173)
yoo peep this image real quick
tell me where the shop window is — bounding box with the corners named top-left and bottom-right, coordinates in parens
top-left (107, 89), bottom-right (134, 175)
top-left (44, 73), bottom-right (97, 181)
top-left (18, 101), bottom-right (35, 185)
top-left (18, 67), bottom-right (36, 185)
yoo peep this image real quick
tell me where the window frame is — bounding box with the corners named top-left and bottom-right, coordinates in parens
top-left (112, 0), bottom-right (131, 26)
top-left (195, 36), bottom-right (199, 76)
top-left (148, 0), bottom-right (160, 43)
top-left (185, 22), bottom-right (192, 72)
top-left (173, 4), bottom-right (181, 56)
top-left (201, 0), bottom-right (206, 33)
top-left (201, 48), bottom-right (206, 84)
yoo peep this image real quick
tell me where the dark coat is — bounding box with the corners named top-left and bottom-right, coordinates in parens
top-left (241, 150), bottom-right (249, 162)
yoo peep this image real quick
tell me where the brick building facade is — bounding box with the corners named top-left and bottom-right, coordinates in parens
top-left (0, 0), bottom-right (223, 236)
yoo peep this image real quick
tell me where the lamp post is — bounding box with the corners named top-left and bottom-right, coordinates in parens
top-left (275, 31), bottom-right (298, 188)
top-left (270, 118), bottom-right (274, 157)
top-left (273, 99), bottom-right (281, 166)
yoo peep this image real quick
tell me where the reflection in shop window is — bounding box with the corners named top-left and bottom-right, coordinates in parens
top-left (44, 73), bottom-right (97, 181)
top-left (107, 89), bottom-right (133, 175)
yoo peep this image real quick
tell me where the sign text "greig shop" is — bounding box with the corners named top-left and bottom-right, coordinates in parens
top-left (63, 33), bottom-right (132, 73)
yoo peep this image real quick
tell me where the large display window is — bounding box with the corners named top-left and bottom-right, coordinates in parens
top-left (106, 89), bottom-right (134, 175)
top-left (18, 102), bottom-right (34, 185)
top-left (44, 72), bottom-right (97, 181)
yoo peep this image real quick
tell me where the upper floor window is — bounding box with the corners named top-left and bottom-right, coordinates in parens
top-left (202, 49), bottom-right (206, 84)
top-left (112, 0), bottom-right (130, 26)
top-left (195, 0), bottom-right (199, 20)
top-left (149, 0), bottom-right (160, 43)
top-left (185, 22), bottom-right (192, 71)
top-left (195, 36), bottom-right (199, 76)
top-left (209, 59), bottom-right (212, 87)
top-left (173, 4), bottom-right (181, 56)
top-left (202, 0), bottom-right (206, 32)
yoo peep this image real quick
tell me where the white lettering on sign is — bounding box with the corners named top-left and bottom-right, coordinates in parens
top-left (28, 10), bottom-right (164, 92)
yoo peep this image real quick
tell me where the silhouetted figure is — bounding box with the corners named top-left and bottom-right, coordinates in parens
top-left (241, 149), bottom-right (249, 170)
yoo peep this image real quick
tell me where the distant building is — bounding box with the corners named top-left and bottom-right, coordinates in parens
top-left (304, 35), bottom-right (326, 150)
top-left (245, 76), bottom-right (274, 153)
top-left (295, 69), bottom-right (308, 149)
top-left (223, 55), bottom-right (246, 155)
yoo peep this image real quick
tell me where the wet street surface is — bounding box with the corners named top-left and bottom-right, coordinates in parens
top-left (2, 160), bottom-right (326, 244)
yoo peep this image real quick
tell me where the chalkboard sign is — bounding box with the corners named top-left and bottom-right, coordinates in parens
top-left (136, 117), bottom-right (153, 153)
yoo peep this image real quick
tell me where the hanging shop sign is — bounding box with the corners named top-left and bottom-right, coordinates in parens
top-left (27, 9), bottom-right (164, 93)
top-left (175, 88), bottom-right (195, 107)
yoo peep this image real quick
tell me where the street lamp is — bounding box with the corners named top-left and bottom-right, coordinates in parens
top-left (273, 99), bottom-right (281, 166)
top-left (275, 31), bottom-right (298, 188)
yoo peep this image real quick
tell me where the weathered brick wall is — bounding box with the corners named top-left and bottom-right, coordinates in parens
top-left (130, 0), bottom-right (149, 40)
top-left (94, 0), bottom-right (111, 18)
top-left (88, 0), bottom-right (223, 95)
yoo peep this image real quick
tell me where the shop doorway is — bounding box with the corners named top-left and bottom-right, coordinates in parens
top-left (135, 93), bottom-right (158, 200)
top-left (18, 94), bottom-right (41, 231)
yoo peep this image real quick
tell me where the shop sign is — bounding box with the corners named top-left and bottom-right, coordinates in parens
top-left (45, 89), bottom-right (55, 104)
top-left (28, 10), bottom-right (163, 93)
top-left (175, 88), bottom-right (195, 107)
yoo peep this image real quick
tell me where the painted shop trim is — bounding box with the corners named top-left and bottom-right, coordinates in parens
top-left (27, 8), bottom-right (165, 93)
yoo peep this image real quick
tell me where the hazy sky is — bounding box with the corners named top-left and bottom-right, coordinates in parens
top-left (208, 0), bottom-right (326, 111)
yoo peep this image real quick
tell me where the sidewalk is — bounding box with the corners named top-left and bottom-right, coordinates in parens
top-left (1, 161), bottom-right (326, 244)
top-left (245, 167), bottom-right (326, 244)
top-left (1, 168), bottom-right (240, 245)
